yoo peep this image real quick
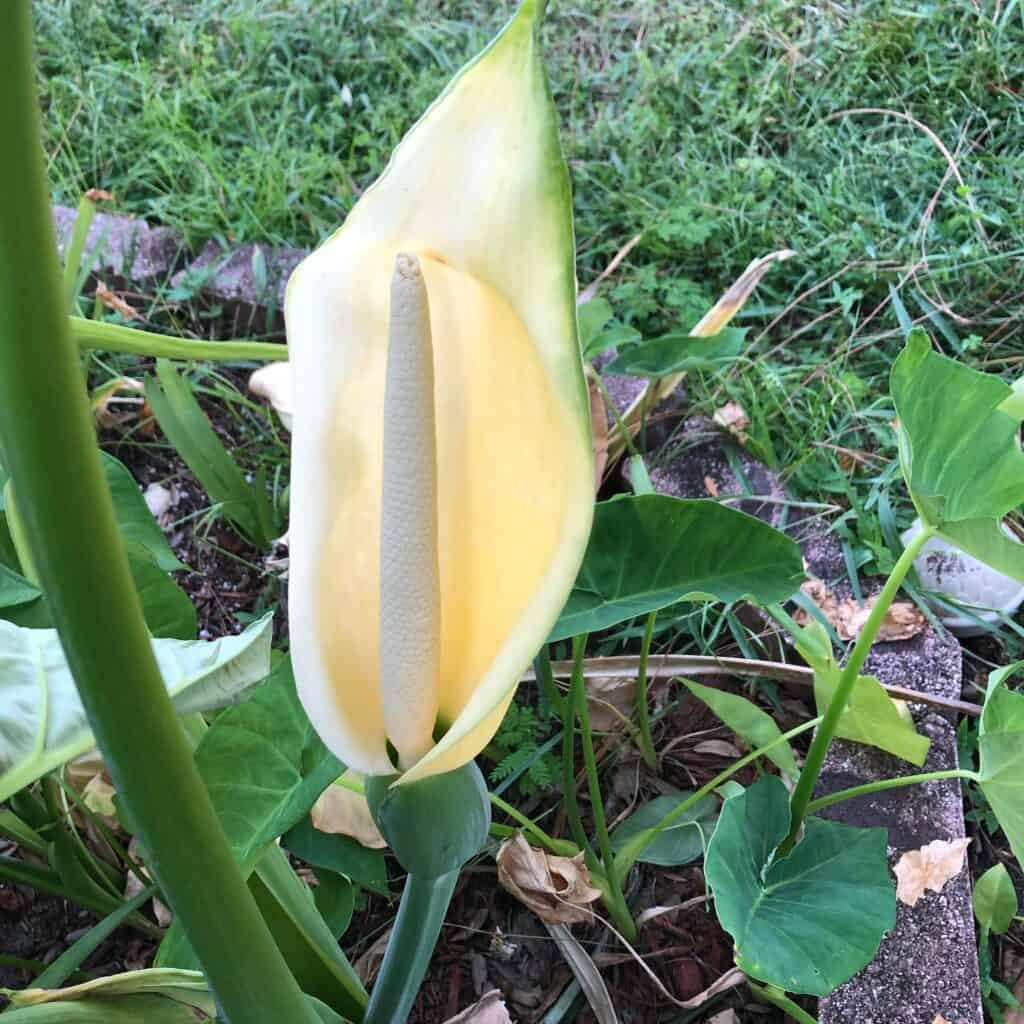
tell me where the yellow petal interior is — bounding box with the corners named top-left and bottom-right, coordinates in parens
top-left (315, 250), bottom-right (577, 763)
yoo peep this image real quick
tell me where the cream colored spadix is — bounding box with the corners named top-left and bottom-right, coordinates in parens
top-left (380, 254), bottom-right (441, 769)
top-left (285, 0), bottom-right (593, 783)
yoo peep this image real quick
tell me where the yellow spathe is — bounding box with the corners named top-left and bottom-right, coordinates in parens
top-left (286, 0), bottom-right (593, 784)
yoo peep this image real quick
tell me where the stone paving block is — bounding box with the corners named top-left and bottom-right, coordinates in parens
top-left (171, 241), bottom-right (307, 334)
top-left (53, 204), bottom-right (183, 283)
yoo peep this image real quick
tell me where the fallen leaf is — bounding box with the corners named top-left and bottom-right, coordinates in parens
top-left (311, 778), bottom-right (387, 849)
top-left (585, 675), bottom-right (635, 732)
top-left (894, 838), bottom-right (971, 906)
top-left (85, 188), bottom-right (115, 202)
top-left (143, 483), bottom-right (174, 522)
top-left (124, 837), bottom-right (173, 928)
top-left (704, 475), bottom-right (719, 497)
top-left (355, 928), bottom-right (391, 986)
top-left (442, 990), bottom-right (514, 1024)
top-left (95, 280), bottom-right (138, 320)
top-left (708, 1011), bottom-right (738, 1024)
top-left (90, 376), bottom-right (145, 429)
top-left (248, 362), bottom-right (293, 430)
top-left (1007, 976), bottom-right (1024, 1024)
top-left (65, 752), bottom-right (119, 827)
top-left (497, 834), bottom-right (602, 925)
top-left (797, 577), bottom-right (926, 642)
top-left (545, 922), bottom-right (618, 1024)
top-left (588, 375), bottom-right (610, 492)
top-left (692, 739), bottom-right (742, 758)
top-left (712, 401), bottom-right (749, 443)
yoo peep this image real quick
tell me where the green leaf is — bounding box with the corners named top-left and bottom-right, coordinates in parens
top-left (0, 613), bottom-right (273, 802)
top-left (610, 789), bottom-right (718, 866)
top-left (684, 680), bottom-right (799, 778)
top-left (283, 817), bottom-right (389, 896)
top-left (577, 298), bottom-right (613, 351)
top-left (100, 452), bottom-right (183, 572)
top-left (973, 863), bottom-right (1018, 935)
top-left (191, 655), bottom-right (342, 873)
top-left (366, 761), bottom-right (490, 878)
top-left (891, 330), bottom-right (1024, 579)
top-left (0, 996), bottom-right (200, 1023)
top-left (124, 542), bottom-right (196, 640)
top-left (796, 621), bottom-right (930, 767)
top-left (978, 677), bottom-right (1024, 867)
top-left (0, 561), bottom-right (39, 608)
top-left (145, 360), bottom-right (276, 548)
top-left (550, 495), bottom-right (804, 641)
top-left (705, 775), bottom-right (895, 996)
top-left (312, 870), bottom-right (356, 940)
top-left (603, 328), bottom-right (745, 377)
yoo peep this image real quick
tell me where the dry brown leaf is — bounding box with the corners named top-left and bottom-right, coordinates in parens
top-left (310, 780), bottom-right (387, 849)
top-left (442, 989), bottom-right (514, 1024)
top-left (65, 752), bottom-right (119, 826)
top-left (708, 1011), bottom-right (738, 1024)
top-left (703, 475), bottom-right (720, 497)
top-left (123, 837), bottom-right (173, 927)
top-left (894, 838), bottom-right (971, 906)
top-left (796, 577), bottom-right (926, 642)
top-left (712, 400), bottom-right (749, 443)
top-left (497, 833), bottom-right (602, 925)
top-left (585, 675), bottom-right (635, 732)
top-left (588, 376), bottom-right (610, 492)
top-left (85, 188), bottom-right (115, 202)
top-left (95, 280), bottom-right (138, 320)
top-left (692, 739), bottom-right (742, 758)
top-left (355, 928), bottom-right (391, 985)
top-left (1006, 975), bottom-right (1024, 1024)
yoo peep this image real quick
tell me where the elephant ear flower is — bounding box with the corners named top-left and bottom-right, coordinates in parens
top-left (285, 0), bottom-right (593, 784)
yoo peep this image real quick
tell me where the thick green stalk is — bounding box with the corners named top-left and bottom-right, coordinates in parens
top-left (634, 611), bottom-right (658, 769)
top-left (0, 10), bottom-right (317, 1023)
top-left (70, 317), bottom-right (288, 362)
top-left (806, 768), bottom-right (978, 814)
top-left (534, 646), bottom-right (565, 718)
top-left (782, 525), bottom-right (934, 852)
top-left (572, 643), bottom-right (636, 941)
top-left (363, 871), bottom-right (458, 1024)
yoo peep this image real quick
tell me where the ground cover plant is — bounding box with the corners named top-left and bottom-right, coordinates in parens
top-left (1, 1), bottom-right (1023, 1022)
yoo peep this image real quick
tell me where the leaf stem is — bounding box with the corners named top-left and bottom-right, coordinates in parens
top-left (613, 717), bottom-right (822, 881)
top-left (489, 794), bottom-right (577, 857)
top-left (634, 611), bottom-right (658, 769)
top-left (572, 640), bottom-right (637, 941)
top-left (70, 317), bottom-right (288, 363)
top-left (363, 871), bottom-right (458, 1024)
top-left (747, 981), bottom-right (818, 1024)
top-left (561, 636), bottom-right (597, 862)
top-left (0, 11), bottom-right (317, 1022)
top-left (534, 646), bottom-right (565, 718)
top-left (806, 768), bottom-right (979, 814)
top-left (781, 525), bottom-right (935, 854)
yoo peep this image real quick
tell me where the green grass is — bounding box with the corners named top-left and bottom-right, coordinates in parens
top-left (37, 0), bottom-right (1024, 555)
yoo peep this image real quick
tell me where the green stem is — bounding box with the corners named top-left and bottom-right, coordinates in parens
top-left (562, 636), bottom-right (597, 862)
top-left (806, 769), bottom-right (978, 814)
top-left (613, 716), bottom-right (822, 881)
top-left (363, 871), bottom-right (458, 1024)
top-left (747, 981), bottom-right (818, 1024)
top-left (534, 646), bottom-right (565, 718)
top-left (634, 611), bottom-right (658, 769)
top-left (0, 11), bottom-right (317, 1024)
top-left (489, 794), bottom-right (577, 857)
top-left (573, 641), bottom-right (636, 942)
top-left (782, 525), bottom-right (935, 853)
top-left (70, 317), bottom-right (288, 363)
top-left (62, 195), bottom-right (98, 313)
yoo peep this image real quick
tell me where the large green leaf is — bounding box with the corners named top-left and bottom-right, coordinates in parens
top-left (0, 561), bottom-right (39, 608)
top-left (0, 613), bottom-right (273, 802)
top-left (891, 330), bottom-right (1024, 579)
top-left (610, 789), bottom-right (718, 866)
top-left (796, 621), bottom-right (929, 767)
top-left (282, 817), bottom-right (389, 896)
top-left (124, 542), bottom-right (196, 640)
top-left (550, 495), bottom-right (803, 641)
top-left (100, 452), bottom-right (183, 572)
top-left (192, 655), bottom-right (343, 873)
top-left (705, 775), bottom-right (894, 996)
top-left (684, 680), bottom-right (799, 778)
top-left (603, 328), bottom-right (745, 377)
top-left (978, 677), bottom-right (1024, 867)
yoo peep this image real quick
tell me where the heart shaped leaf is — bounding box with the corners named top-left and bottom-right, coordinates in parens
top-left (604, 328), bottom-right (745, 377)
top-left (978, 676), bottom-right (1024, 867)
top-left (891, 330), bottom-right (1024, 579)
top-left (610, 789), bottom-right (719, 866)
top-left (550, 495), bottom-right (803, 640)
top-left (705, 775), bottom-right (894, 996)
top-left (0, 613), bottom-right (273, 802)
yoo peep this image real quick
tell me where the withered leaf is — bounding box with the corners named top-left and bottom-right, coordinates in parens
top-left (442, 989), bottom-right (514, 1024)
top-left (496, 833), bottom-right (601, 925)
top-left (311, 780), bottom-right (387, 849)
top-left (894, 838), bottom-right (971, 907)
top-left (797, 577), bottom-right (925, 642)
